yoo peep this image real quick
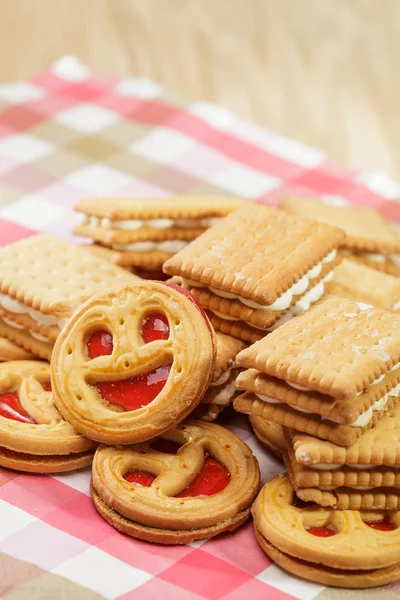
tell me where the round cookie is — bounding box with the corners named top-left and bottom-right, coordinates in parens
top-left (253, 474), bottom-right (400, 588)
top-left (0, 360), bottom-right (96, 473)
top-left (51, 282), bottom-right (216, 444)
top-left (91, 419), bottom-right (260, 544)
top-left (249, 415), bottom-right (286, 459)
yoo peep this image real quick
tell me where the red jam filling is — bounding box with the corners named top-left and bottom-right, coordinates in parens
top-left (307, 526), bottom-right (336, 538)
top-left (176, 457), bottom-right (230, 498)
top-left (364, 517), bottom-right (397, 531)
top-left (0, 392), bottom-right (36, 424)
top-left (87, 330), bottom-right (113, 359)
top-left (42, 382), bottom-right (52, 392)
top-left (96, 364), bottom-right (171, 411)
top-left (124, 470), bottom-right (155, 487)
top-left (141, 313), bottom-right (170, 343)
top-left (150, 439), bottom-right (181, 454)
top-left (163, 283), bottom-right (212, 333)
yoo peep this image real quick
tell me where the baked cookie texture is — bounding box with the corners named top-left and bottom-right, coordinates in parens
top-left (91, 419), bottom-right (260, 544)
top-left (0, 360), bottom-right (96, 473)
top-left (253, 474), bottom-right (400, 588)
top-left (51, 281), bottom-right (216, 444)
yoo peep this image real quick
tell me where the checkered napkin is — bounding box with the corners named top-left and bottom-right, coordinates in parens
top-left (0, 55), bottom-right (399, 600)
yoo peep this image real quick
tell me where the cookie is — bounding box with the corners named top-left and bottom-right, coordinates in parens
top-left (51, 281), bottom-right (216, 444)
top-left (84, 243), bottom-right (176, 268)
top-left (344, 252), bottom-right (400, 278)
top-left (0, 361), bottom-right (96, 473)
top-left (91, 419), bottom-right (260, 544)
top-left (0, 234), bottom-right (138, 343)
top-left (206, 311), bottom-right (265, 344)
top-left (0, 336), bottom-right (35, 361)
top-left (170, 258), bottom-right (340, 332)
top-left (253, 475), bottom-right (400, 588)
top-left (163, 205), bottom-right (344, 334)
top-left (326, 259), bottom-right (400, 310)
top-left (281, 197), bottom-right (400, 254)
top-left (0, 318), bottom-right (53, 361)
top-left (249, 415), bottom-right (286, 459)
top-left (75, 197), bottom-right (241, 269)
top-left (198, 333), bottom-right (245, 417)
top-left (282, 403), bottom-right (400, 509)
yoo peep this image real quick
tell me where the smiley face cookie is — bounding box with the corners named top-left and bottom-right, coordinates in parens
top-left (51, 282), bottom-right (216, 444)
top-left (91, 419), bottom-right (260, 544)
top-left (0, 361), bottom-right (96, 473)
top-left (253, 474), bottom-right (400, 588)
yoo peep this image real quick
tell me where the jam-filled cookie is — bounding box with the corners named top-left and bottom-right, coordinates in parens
top-left (0, 361), bottom-right (96, 473)
top-left (253, 474), bottom-right (400, 588)
top-left (51, 282), bottom-right (216, 444)
top-left (91, 419), bottom-right (260, 544)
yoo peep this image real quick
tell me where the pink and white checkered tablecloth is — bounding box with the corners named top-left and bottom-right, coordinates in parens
top-left (0, 56), bottom-right (400, 600)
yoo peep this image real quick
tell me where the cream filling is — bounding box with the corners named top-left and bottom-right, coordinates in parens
top-left (287, 367), bottom-right (393, 395)
top-left (111, 240), bottom-right (188, 253)
top-left (0, 293), bottom-right (67, 329)
top-left (255, 382), bottom-right (400, 427)
top-left (2, 317), bottom-right (24, 330)
top-left (211, 379), bottom-right (238, 406)
top-left (184, 249), bottom-right (337, 312)
top-left (84, 215), bottom-right (220, 230)
top-left (210, 370), bottom-right (232, 387)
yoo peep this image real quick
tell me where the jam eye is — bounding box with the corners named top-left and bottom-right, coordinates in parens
top-left (0, 392), bottom-right (36, 424)
top-left (124, 471), bottom-right (155, 487)
top-left (141, 313), bottom-right (170, 343)
top-left (176, 458), bottom-right (230, 498)
top-left (87, 330), bottom-right (113, 359)
top-left (42, 382), bottom-right (52, 392)
top-left (364, 517), bottom-right (397, 531)
top-left (307, 526), bottom-right (336, 537)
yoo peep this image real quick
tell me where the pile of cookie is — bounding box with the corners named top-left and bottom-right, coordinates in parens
top-left (0, 196), bottom-right (400, 591)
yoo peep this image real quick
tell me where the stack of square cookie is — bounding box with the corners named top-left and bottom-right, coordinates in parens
top-left (0, 234), bottom-right (138, 360)
top-left (326, 259), bottom-right (400, 311)
top-left (234, 295), bottom-right (400, 508)
top-left (74, 196), bottom-right (241, 274)
top-left (164, 204), bottom-right (344, 342)
top-left (281, 197), bottom-right (400, 277)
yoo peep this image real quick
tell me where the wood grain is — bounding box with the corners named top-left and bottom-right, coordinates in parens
top-left (0, 0), bottom-right (399, 178)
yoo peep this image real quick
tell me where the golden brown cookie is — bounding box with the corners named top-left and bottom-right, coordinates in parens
top-left (91, 420), bottom-right (260, 544)
top-left (163, 205), bottom-right (344, 335)
top-left (0, 234), bottom-right (138, 344)
top-left (0, 318), bottom-right (53, 361)
top-left (326, 259), bottom-right (400, 310)
top-left (0, 361), bottom-right (96, 473)
top-left (235, 296), bottom-right (400, 445)
top-left (51, 282), bottom-right (216, 444)
top-left (253, 474), bottom-right (400, 587)
top-left (249, 415), bottom-right (286, 459)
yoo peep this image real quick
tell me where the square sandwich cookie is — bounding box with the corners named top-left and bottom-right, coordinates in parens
top-left (0, 235), bottom-right (138, 351)
top-left (163, 205), bottom-right (344, 342)
top-left (284, 401), bottom-right (400, 510)
top-left (0, 318), bottom-right (53, 361)
top-left (197, 332), bottom-right (246, 420)
top-left (75, 196), bottom-right (242, 269)
top-left (234, 296), bottom-right (400, 446)
top-left (326, 260), bottom-right (400, 311)
top-left (281, 198), bottom-right (400, 277)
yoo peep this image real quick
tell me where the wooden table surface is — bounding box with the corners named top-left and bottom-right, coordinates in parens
top-left (1, 0), bottom-right (399, 179)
